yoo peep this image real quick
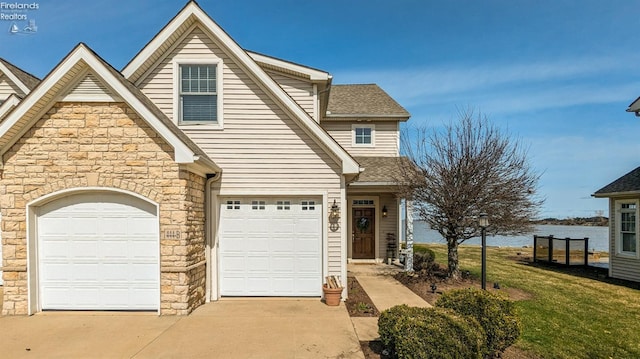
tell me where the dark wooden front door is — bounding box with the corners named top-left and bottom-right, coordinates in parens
top-left (352, 208), bottom-right (375, 259)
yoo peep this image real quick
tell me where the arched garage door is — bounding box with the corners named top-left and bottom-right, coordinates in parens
top-left (37, 192), bottom-right (159, 311)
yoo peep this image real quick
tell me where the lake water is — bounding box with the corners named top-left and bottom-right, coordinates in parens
top-left (410, 222), bottom-right (610, 252)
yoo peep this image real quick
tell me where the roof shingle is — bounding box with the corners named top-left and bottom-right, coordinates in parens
top-left (0, 58), bottom-right (40, 91)
top-left (594, 166), bottom-right (640, 196)
top-left (353, 156), bottom-right (410, 183)
top-left (327, 84), bottom-right (409, 118)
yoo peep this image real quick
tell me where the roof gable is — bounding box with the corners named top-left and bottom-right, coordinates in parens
top-left (594, 166), bottom-right (640, 197)
top-left (0, 93), bottom-right (21, 121)
top-left (122, 1), bottom-right (359, 175)
top-left (0, 58), bottom-right (40, 95)
top-left (0, 43), bottom-right (219, 174)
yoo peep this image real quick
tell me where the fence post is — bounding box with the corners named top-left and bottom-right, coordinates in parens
top-left (565, 238), bottom-right (570, 265)
top-left (584, 238), bottom-right (589, 267)
top-left (549, 235), bottom-right (554, 263)
top-left (533, 235), bottom-right (538, 263)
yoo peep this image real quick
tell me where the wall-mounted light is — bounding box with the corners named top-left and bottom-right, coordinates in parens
top-left (329, 199), bottom-right (340, 221)
top-left (382, 205), bottom-right (388, 218)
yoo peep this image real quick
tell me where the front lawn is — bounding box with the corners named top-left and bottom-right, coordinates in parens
top-left (420, 244), bottom-right (640, 359)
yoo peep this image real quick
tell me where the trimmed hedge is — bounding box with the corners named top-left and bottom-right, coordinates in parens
top-left (412, 247), bottom-right (437, 273)
top-left (436, 289), bottom-right (522, 357)
top-left (378, 305), bottom-right (487, 359)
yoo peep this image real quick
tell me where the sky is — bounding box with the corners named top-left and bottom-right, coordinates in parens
top-left (1, 0), bottom-right (639, 219)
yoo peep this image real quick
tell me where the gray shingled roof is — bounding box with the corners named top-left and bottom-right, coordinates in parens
top-left (627, 96), bottom-right (640, 113)
top-left (327, 84), bottom-right (410, 117)
top-left (353, 156), bottom-right (410, 183)
top-left (594, 166), bottom-right (640, 196)
top-left (0, 58), bottom-right (40, 91)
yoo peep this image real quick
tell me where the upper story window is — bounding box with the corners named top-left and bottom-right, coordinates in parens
top-left (617, 200), bottom-right (639, 257)
top-left (352, 124), bottom-right (374, 146)
top-left (176, 62), bottom-right (221, 126)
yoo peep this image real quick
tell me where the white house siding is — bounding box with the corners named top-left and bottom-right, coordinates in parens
top-left (378, 193), bottom-right (399, 259)
top-left (265, 70), bottom-right (315, 121)
top-left (322, 120), bottom-right (399, 157)
top-left (608, 198), bottom-right (640, 281)
top-left (0, 74), bottom-right (25, 101)
top-left (137, 26), bottom-right (345, 276)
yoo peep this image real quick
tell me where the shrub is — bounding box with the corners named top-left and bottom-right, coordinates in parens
top-left (378, 304), bottom-right (487, 359)
top-left (436, 289), bottom-right (522, 357)
top-left (413, 247), bottom-right (436, 273)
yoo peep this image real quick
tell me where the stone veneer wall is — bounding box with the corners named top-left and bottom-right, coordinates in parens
top-left (160, 172), bottom-right (207, 315)
top-left (1, 102), bottom-right (207, 315)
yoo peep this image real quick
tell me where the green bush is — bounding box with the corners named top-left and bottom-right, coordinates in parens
top-left (436, 289), bottom-right (522, 357)
top-left (378, 305), bottom-right (487, 359)
top-left (413, 246), bottom-right (434, 255)
top-left (413, 247), bottom-right (436, 273)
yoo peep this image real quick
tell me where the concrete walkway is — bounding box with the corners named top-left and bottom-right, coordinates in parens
top-left (348, 263), bottom-right (431, 341)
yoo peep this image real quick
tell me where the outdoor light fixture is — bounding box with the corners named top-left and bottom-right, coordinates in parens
top-left (382, 205), bottom-right (388, 218)
top-left (479, 213), bottom-right (489, 290)
top-left (329, 199), bottom-right (340, 221)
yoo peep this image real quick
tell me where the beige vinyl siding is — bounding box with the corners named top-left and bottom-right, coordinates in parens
top-left (137, 26), bottom-right (344, 275)
top-left (609, 198), bottom-right (640, 281)
top-left (61, 72), bottom-right (119, 102)
top-left (265, 70), bottom-right (315, 120)
top-left (0, 74), bottom-right (25, 101)
top-left (378, 193), bottom-right (399, 259)
top-left (322, 120), bottom-right (399, 157)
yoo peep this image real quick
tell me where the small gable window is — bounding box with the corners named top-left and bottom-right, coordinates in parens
top-left (179, 64), bottom-right (218, 124)
top-left (353, 125), bottom-right (374, 146)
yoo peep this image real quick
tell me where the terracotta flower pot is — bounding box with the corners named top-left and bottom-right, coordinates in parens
top-left (323, 285), bottom-right (343, 306)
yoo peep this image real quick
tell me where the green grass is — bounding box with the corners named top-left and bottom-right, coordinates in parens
top-left (419, 244), bottom-right (640, 359)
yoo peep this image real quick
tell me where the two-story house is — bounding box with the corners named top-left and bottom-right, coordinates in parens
top-left (0, 1), bottom-right (410, 315)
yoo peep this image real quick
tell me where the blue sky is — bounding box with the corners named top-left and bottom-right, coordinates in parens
top-left (1, 0), bottom-right (639, 218)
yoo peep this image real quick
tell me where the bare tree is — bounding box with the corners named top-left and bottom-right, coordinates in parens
top-left (398, 111), bottom-right (542, 279)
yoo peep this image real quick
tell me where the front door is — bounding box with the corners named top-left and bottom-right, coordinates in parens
top-left (352, 208), bottom-right (375, 259)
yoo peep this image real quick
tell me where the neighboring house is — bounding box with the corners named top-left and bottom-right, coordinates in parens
top-left (0, 59), bottom-right (40, 286)
top-left (592, 97), bottom-right (640, 282)
top-left (0, 1), bottom-right (410, 315)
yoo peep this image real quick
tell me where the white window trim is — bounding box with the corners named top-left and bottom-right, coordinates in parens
top-left (173, 58), bottom-right (223, 129)
top-left (352, 124), bottom-right (375, 147)
top-left (615, 199), bottom-right (640, 259)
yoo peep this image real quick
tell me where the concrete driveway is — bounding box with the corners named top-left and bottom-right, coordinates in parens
top-left (0, 299), bottom-right (364, 359)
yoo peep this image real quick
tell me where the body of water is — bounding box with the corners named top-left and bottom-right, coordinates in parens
top-left (411, 222), bottom-right (610, 252)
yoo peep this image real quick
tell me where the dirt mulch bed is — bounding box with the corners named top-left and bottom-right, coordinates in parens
top-left (360, 340), bottom-right (391, 359)
top-left (394, 264), bottom-right (534, 305)
top-left (345, 276), bottom-right (379, 317)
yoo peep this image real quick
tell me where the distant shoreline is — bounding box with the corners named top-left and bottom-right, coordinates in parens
top-left (532, 216), bottom-right (608, 227)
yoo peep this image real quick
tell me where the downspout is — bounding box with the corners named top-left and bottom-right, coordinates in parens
top-left (205, 171), bottom-right (222, 302)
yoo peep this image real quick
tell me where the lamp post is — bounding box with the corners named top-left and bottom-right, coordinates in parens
top-left (479, 213), bottom-right (489, 290)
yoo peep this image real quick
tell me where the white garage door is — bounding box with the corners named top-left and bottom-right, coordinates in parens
top-left (38, 192), bottom-right (159, 310)
top-left (219, 197), bottom-right (322, 296)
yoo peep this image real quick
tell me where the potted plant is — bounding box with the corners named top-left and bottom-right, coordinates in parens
top-left (323, 275), bottom-right (343, 306)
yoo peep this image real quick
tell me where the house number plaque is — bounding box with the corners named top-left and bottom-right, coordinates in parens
top-left (164, 230), bottom-right (182, 239)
